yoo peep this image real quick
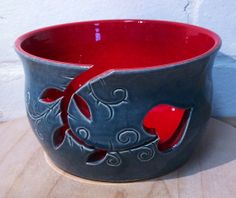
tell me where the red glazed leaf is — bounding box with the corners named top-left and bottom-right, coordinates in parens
top-left (53, 126), bottom-right (67, 148)
top-left (40, 88), bottom-right (63, 103)
top-left (143, 104), bottom-right (190, 151)
top-left (74, 94), bottom-right (91, 120)
top-left (157, 110), bottom-right (190, 151)
top-left (87, 150), bottom-right (107, 164)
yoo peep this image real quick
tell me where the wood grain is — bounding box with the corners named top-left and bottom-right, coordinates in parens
top-left (0, 117), bottom-right (236, 198)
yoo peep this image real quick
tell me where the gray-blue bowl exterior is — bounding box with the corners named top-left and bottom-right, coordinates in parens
top-left (17, 44), bottom-right (219, 182)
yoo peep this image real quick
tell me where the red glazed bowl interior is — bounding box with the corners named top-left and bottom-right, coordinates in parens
top-left (15, 20), bottom-right (221, 151)
top-left (16, 20), bottom-right (221, 69)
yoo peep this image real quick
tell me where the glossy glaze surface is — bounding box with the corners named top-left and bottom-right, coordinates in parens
top-left (16, 20), bottom-right (221, 182)
top-left (18, 20), bottom-right (218, 68)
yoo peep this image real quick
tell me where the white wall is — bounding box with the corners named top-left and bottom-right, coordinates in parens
top-left (0, 0), bottom-right (236, 121)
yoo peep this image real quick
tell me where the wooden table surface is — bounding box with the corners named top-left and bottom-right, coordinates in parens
top-left (0, 117), bottom-right (236, 198)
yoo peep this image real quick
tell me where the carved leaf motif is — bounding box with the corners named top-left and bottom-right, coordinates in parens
top-left (143, 104), bottom-right (191, 151)
top-left (74, 94), bottom-right (92, 120)
top-left (86, 150), bottom-right (107, 164)
top-left (40, 88), bottom-right (64, 103)
top-left (53, 126), bottom-right (67, 148)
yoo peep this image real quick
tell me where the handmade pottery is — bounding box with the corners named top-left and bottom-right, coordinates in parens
top-left (15, 20), bottom-right (221, 182)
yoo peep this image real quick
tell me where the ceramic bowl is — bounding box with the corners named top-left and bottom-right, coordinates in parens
top-left (15, 20), bottom-right (221, 182)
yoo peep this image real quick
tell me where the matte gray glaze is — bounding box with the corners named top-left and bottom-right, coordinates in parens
top-left (16, 49), bottom-right (219, 182)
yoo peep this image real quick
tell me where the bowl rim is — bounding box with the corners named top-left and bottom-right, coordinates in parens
top-left (15, 19), bottom-right (222, 70)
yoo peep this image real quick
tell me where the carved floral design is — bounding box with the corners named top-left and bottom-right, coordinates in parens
top-left (26, 72), bottom-right (190, 167)
top-left (26, 91), bottom-right (61, 140)
top-left (88, 83), bottom-right (128, 121)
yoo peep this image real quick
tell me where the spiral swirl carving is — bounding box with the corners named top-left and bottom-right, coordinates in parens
top-left (76, 127), bottom-right (90, 140)
top-left (89, 83), bottom-right (128, 105)
top-left (116, 128), bottom-right (140, 146)
top-left (106, 153), bottom-right (121, 167)
top-left (137, 146), bottom-right (155, 162)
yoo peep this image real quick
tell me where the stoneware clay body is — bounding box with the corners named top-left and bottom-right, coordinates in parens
top-left (15, 20), bottom-right (221, 182)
